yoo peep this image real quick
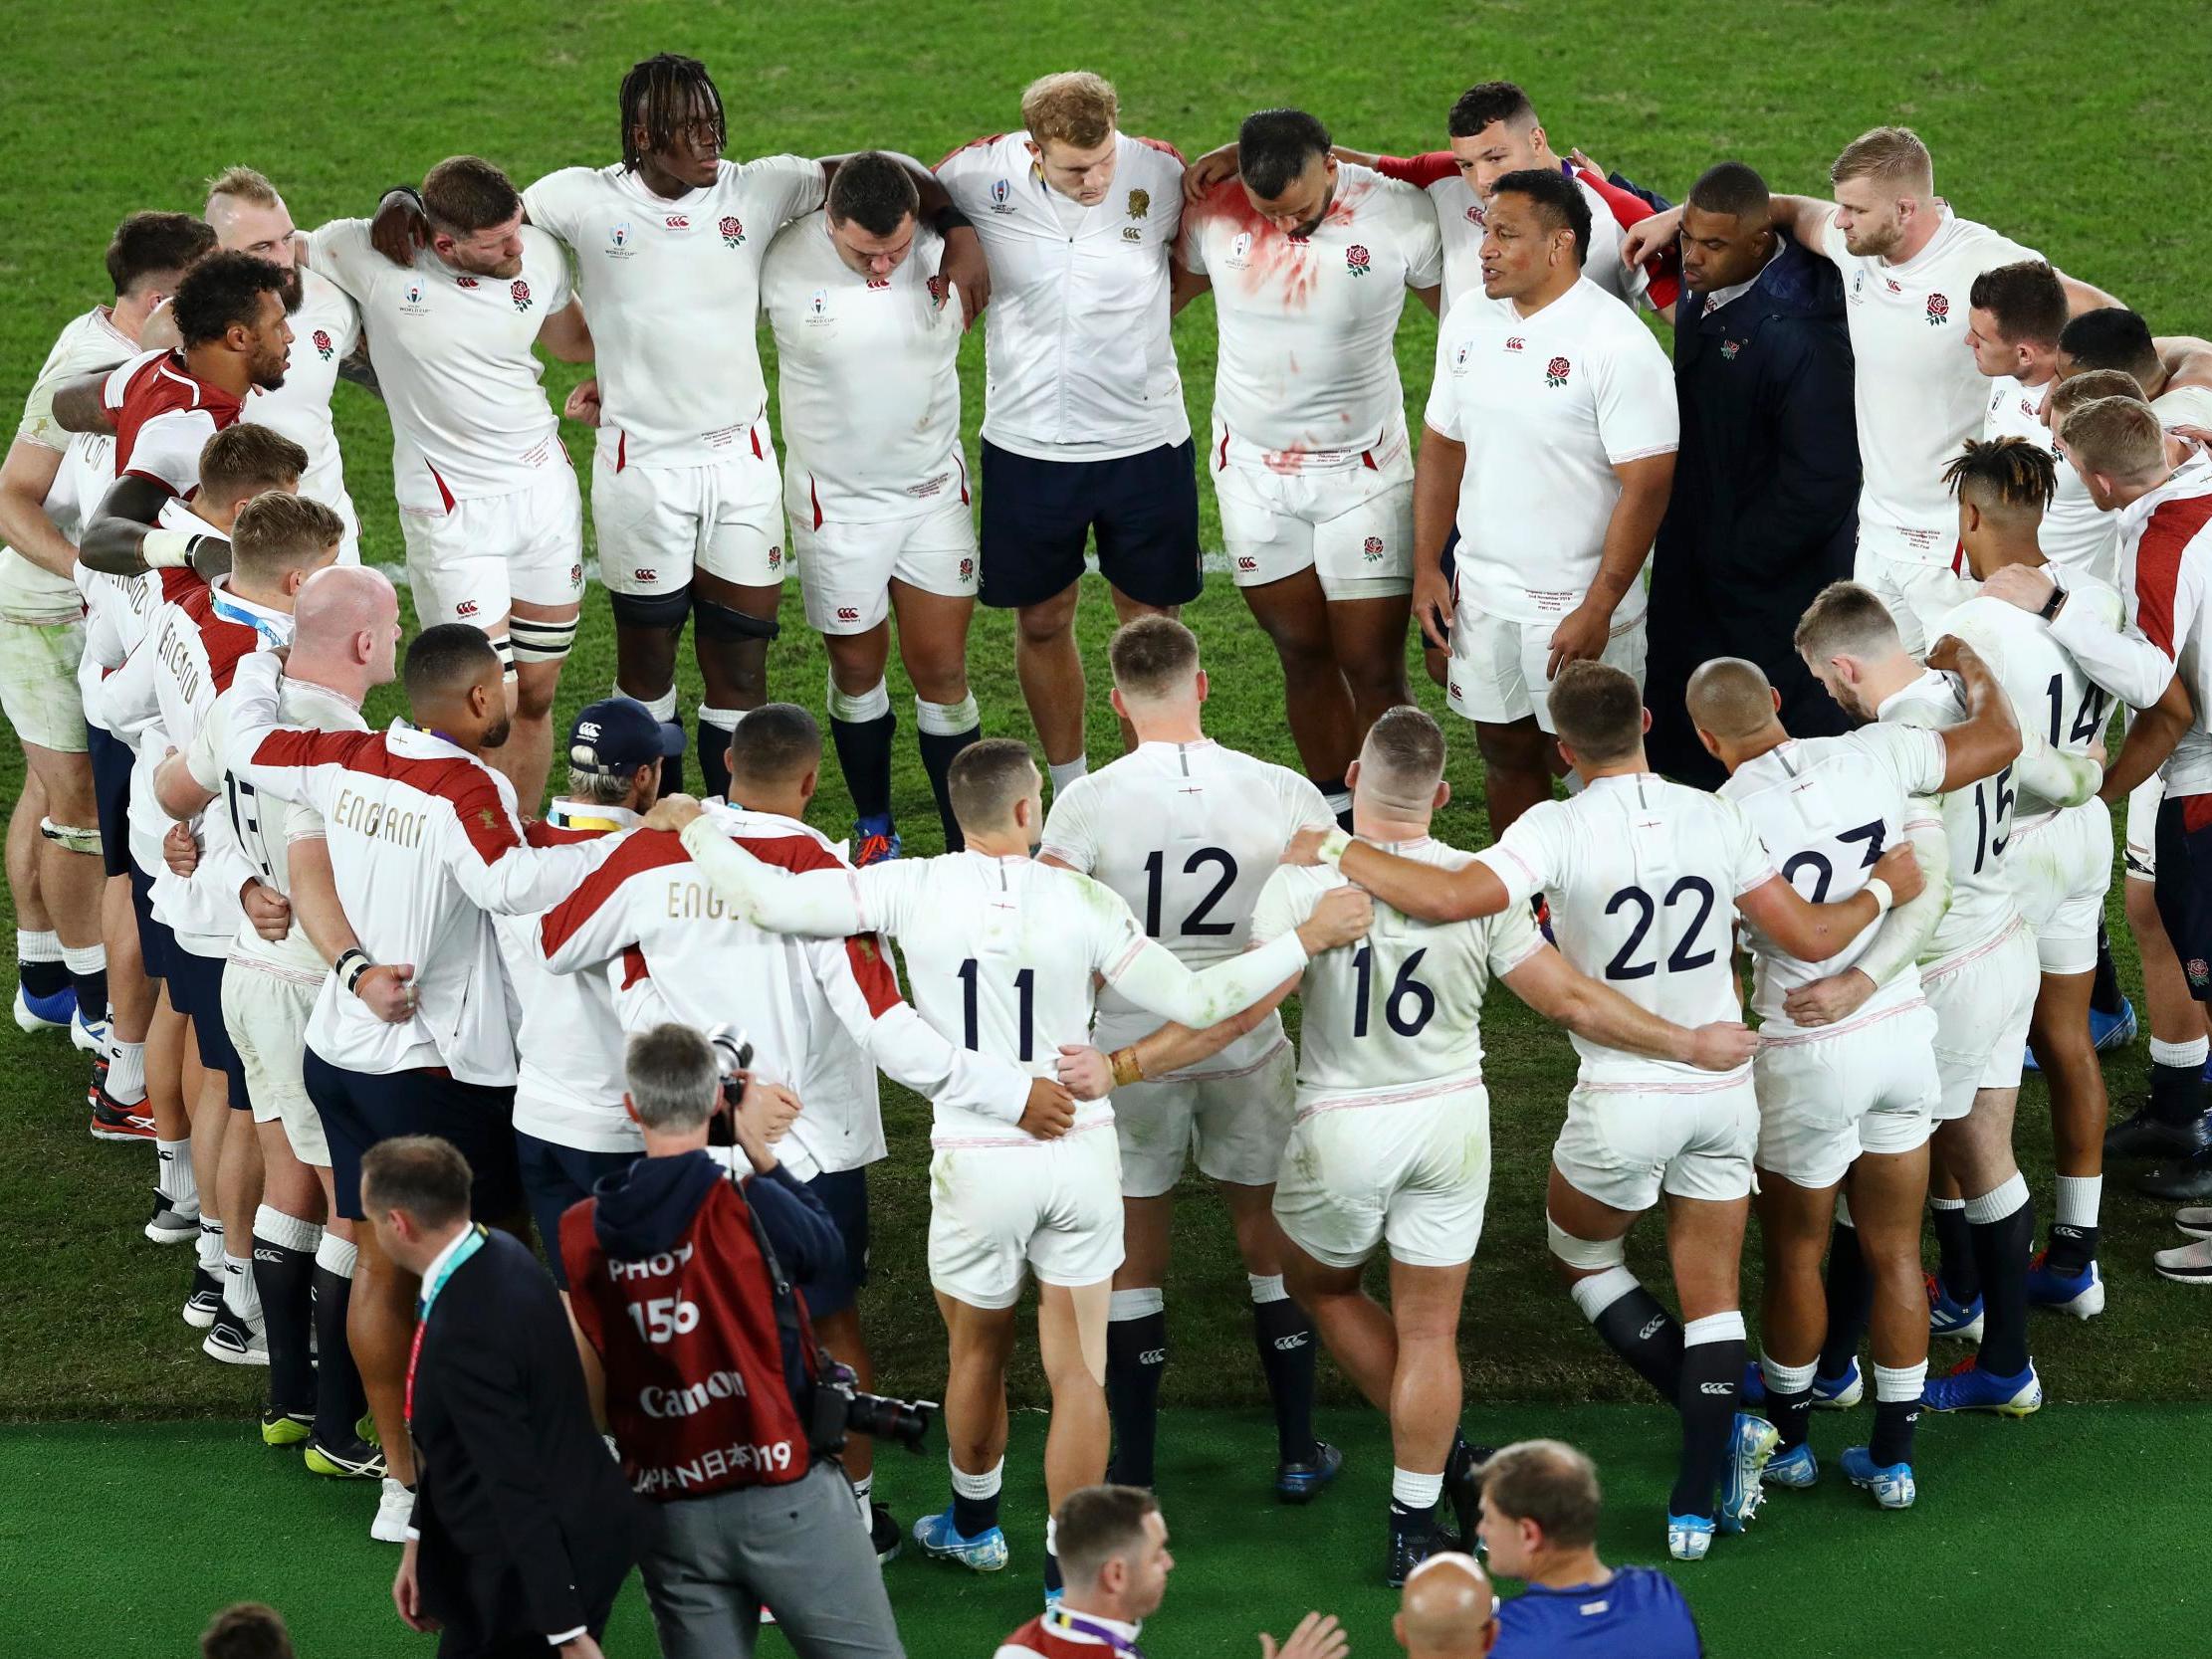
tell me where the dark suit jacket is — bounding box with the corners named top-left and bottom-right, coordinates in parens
top-left (409, 1228), bottom-right (643, 1658)
top-left (1646, 239), bottom-right (1863, 785)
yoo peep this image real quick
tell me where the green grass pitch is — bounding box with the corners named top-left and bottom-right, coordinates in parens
top-left (5, 2), bottom-right (2212, 1654)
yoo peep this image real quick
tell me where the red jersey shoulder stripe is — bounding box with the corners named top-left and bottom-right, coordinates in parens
top-left (936, 133), bottom-right (1006, 169)
top-left (1132, 134), bottom-right (1188, 166)
top-left (174, 587), bottom-right (259, 693)
top-left (732, 832), bottom-right (902, 1016)
top-left (538, 828), bottom-right (692, 956)
top-left (1573, 166), bottom-right (1683, 310)
top-left (1376, 151), bottom-right (1460, 190)
top-left (2132, 489), bottom-right (2212, 658)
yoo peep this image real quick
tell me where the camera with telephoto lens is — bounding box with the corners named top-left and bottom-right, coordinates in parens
top-left (804, 1354), bottom-right (937, 1455)
top-left (703, 1024), bottom-right (754, 1148)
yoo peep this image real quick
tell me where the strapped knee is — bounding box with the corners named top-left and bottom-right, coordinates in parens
top-left (40, 818), bottom-right (104, 857)
top-left (608, 584), bottom-right (693, 632)
top-left (508, 616), bottom-right (577, 665)
top-left (694, 593), bottom-right (779, 645)
top-left (1546, 1219), bottom-right (1626, 1271)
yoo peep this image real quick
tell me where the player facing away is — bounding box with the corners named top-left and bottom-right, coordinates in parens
top-left (1792, 583), bottom-right (2076, 1417)
top-left (1164, 708), bottom-right (1755, 1583)
top-left (1688, 646), bottom-right (2020, 1509)
top-left (1036, 617), bottom-right (1339, 1501)
top-left (657, 739), bottom-right (1374, 1599)
top-left (762, 153), bottom-right (982, 854)
top-left (1417, 168), bottom-right (1677, 835)
top-left (1287, 662), bottom-right (1925, 1559)
top-left (1175, 108), bottom-right (1440, 823)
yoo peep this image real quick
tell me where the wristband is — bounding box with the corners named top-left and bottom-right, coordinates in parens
top-left (1863, 877), bottom-right (1894, 917)
top-left (930, 202), bottom-right (974, 235)
top-left (1109, 1047), bottom-right (1144, 1089)
top-left (335, 948), bottom-right (373, 994)
top-left (2038, 581), bottom-right (2068, 622)
top-left (141, 527), bottom-right (199, 569)
top-left (1316, 826), bottom-right (1351, 868)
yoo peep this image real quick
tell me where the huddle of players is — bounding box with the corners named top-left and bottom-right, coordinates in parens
top-left (10, 46), bottom-right (2212, 1605)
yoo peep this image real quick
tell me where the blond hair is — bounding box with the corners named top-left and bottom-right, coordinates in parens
top-left (2050, 368), bottom-right (2146, 422)
top-left (1830, 125), bottom-right (1933, 193)
top-left (1022, 71), bottom-right (1118, 150)
top-left (2060, 396), bottom-right (2167, 482)
top-left (205, 166), bottom-right (280, 211)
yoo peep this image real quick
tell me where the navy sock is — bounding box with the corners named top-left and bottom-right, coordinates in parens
top-left (18, 957), bottom-right (67, 999)
top-left (1672, 1335), bottom-right (1743, 1520)
top-left (2090, 927), bottom-right (2125, 1018)
top-left (1768, 1384), bottom-right (1814, 1451)
top-left (2151, 1060), bottom-right (2207, 1127)
top-left (1871, 1395), bottom-right (1920, 1468)
top-left (1970, 1197), bottom-right (2037, 1376)
top-left (1105, 1310), bottom-right (1167, 1488)
top-left (1043, 1550), bottom-right (1063, 1596)
top-left (1252, 1297), bottom-right (1319, 1465)
top-left (830, 711), bottom-right (898, 823)
top-left (310, 1262), bottom-right (366, 1445)
top-left (1589, 1286), bottom-right (1684, 1401)
top-left (698, 715), bottom-right (735, 803)
top-left (917, 724), bottom-right (980, 852)
top-left (254, 1240), bottom-right (317, 1415)
top-left (952, 1486), bottom-right (999, 1539)
top-left (1932, 1204), bottom-right (1980, 1306)
top-left (2046, 1221), bottom-right (2099, 1276)
top-left (71, 965), bottom-right (108, 1021)
top-left (1818, 1221), bottom-right (1872, 1377)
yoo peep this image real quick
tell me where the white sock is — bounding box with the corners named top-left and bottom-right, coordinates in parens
top-left (315, 1232), bottom-right (357, 1279)
top-left (61, 941), bottom-right (106, 977)
top-left (1322, 786), bottom-right (1352, 819)
top-left (2055, 1174), bottom-right (2102, 1231)
top-left (1568, 1264), bottom-right (1639, 1323)
top-left (1247, 1273), bottom-right (1289, 1305)
top-left (1963, 1172), bottom-right (2030, 1226)
top-left (1760, 1352), bottom-right (1818, 1395)
top-left (1834, 1194), bottom-right (1856, 1229)
top-left (949, 1456), bottom-right (1002, 1500)
top-left (1929, 1194), bottom-right (1965, 1216)
top-left (916, 694), bottom-right (980, 734)
top-left (1392, 1467), bottom-right (1443, 1509)
top-left (1683, 1311), bottom-right (1746, 1347)
top-left (254, 1202), bottom-right (322, 1256)
top-left (1044, 1515), bottom-right (1058, 1563)
top-left (222, 1252), bottom-right (261, 1320)
top-left (1871, 1361), bottom-right (1927, 1403)
top-left (156, 1138), bottom-right (196, 1204)
top-left (1109, 1287), bottom-right (1164, 1322)
top-left (826, 675), bottom-right (892, 724)
top-left (620, 682), bottom-right (679, 723)
top-left (16, 928), bottom-right (61, 963)
top-left (197, 1217), bottom-right (225, 1273)
top-left (2150, 1035), bottom-right (2209, 1069)
top-left (107, 1038), bottom-right (147, 1105)
top-left (1048, 756), bottom-right (1088, 795)
top-left (698, 705), bottom-right (745, 738)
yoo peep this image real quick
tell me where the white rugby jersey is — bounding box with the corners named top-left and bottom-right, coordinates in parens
top-left (184, 671), bottom-right (364, 983)
top-left (1039, 737), bottom-right (1332, 1065)
top-left (524, 157), bottom-right (823, 471)
top-left (1181, 166), bottom-right (1441, 467)
top-left (1253, 838), bottom-right (1544, 1102)
top-left (937, 130), bottom-right (1189, 461)
top-left (102, 348), bottom-right (243, 499)
top-left (493, 801), bottom-right (641, 1155)
top-left (1980, 374), bottom-right (2115, 584)
top-left (1372, 155), bottom-right (1677, 313)
top-left (762, 211), bottom-right (966, 525)
top-left (3, 306), bottom-right (136, 622)
top-left (1427, 277), bottom-right (1677, 624)
top-left (218, 651), bottom-right (619, 1083)
top-left (1476, 773), bottom-right (1772, 1088)
top-left (2154, 382), bottom-right (2212, 431)
top-left (1940, 588), bottom-right (2115, 820)
top-left (242, 267), bottom-right (360, 548)
top-left (1874, 667), bottom-right (2025, 965)
top-left (305, 219), bottom-right (571, 509)
top-left (81, 491), bottom-right (204, 741)
top-left (1820, 207), bottom-right (2040, 567)
top-left (676, 825), bottom-right (1315, 1146)
top-left (1720, 729), bottom-right (1945, 1034)
top-left (2108, 470), bottom-right (2212, 796)
top-left (538, 801), bottom-right (1028, 1173)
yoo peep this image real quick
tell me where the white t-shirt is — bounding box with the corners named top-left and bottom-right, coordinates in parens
top-left (1980, 373), bottom-right (2116, 584)
top-left (3, 306), bottom-right (137, 621)
top-left (937, 131), bottom-right (1190, 461)
top-left (523, 157), bottom-right (824, 471)
top-left (1181, 165), bottom-right (1442, 467)
top-left (305, 219), bottom-right (572, 509)
top-left (1253, 837), bottom-right (1544, 1101)
top-left (1039, 737), bottom-right (1332, 1060)
top-left (1720, 729), bottom-right (1945, 1032)
top-left (241, 268), bottom-right (360, 536)
top-left (1820, 207), bottom-right (2040, 565)
top-left (1874, 666), bottom-right (2024, 963)
top-left (761, 211), bottom-right (966, 523)
top-left (2153, 382), bottom-right (2212, 431)
top-left (1476, 772), bottom-right (1770, 1087)
top-left (1426, 277), bottom-right (1677, 623)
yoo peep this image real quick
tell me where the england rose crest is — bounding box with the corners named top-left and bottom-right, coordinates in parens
top-left (312, 329), bottom-right (333, 361)
top-left (927, 274), bottom-right (949, 310)
top-left (1926, 292), bottom-right (1950, 327)
top-left (958, 556), bottom-right (975, 583)
top-left (1346, 244), bottom-right (1372, 277)
top-left (510, 279), bottom-right (532, 312)
top-left (1362, 536), bottom-right (1385, 562)
top-left (720, 215), bottom-right (745, 248)
top-left (1546, 355), bottom-right (1571, 387)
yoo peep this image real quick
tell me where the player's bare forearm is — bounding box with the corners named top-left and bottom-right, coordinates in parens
top-left (1769, 192), bottom-right (1832, 253)
top-left (1411, 283), bottom-right (1441, 318)
top-left (49, 374), bottom-right (115, 436)
top-left (536, 300), bottom-right (593, 363)
top-left (1131, 972), bottom-right (1297, 1078)
top-left (2057, 270), bottom-right (2122, 315)
top-left (1329, 145), bottom-right (1381, 169)
top-left (1506, 948), bottom-right (1700, 1065)
top-left (0, 442), bottom-right (77, 579)
top-left (1930, 639), bottom-right (2024, 789)
top-left (287, 837), bottom-right (363, 965)
top-left (336, 344), bottom-right (382, 397)
top-left (1170, 260), bottom-right (1211, 317)
top-left (1585, 453), bottom-right (1673, 614)
top-left (1336, 839), bottom-right (1507, 924)
top-left (152, 753), bottom-right (216, 821)
top-left (1412, 429), bottom-right (1465, 574)
top-left (2101, 693), bottom-right (2190, 801)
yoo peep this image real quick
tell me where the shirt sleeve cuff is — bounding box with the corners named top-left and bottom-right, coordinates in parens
top-left (546, 1627), bottom-right (586, 1647)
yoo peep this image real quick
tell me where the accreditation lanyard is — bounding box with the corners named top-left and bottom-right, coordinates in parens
top-left (1045, 1610), bottom-right (1144, 1659)
top-left (403, 1224), bottom-right (488, 1426)
top-left (209, 592), bottom-right (289, 648)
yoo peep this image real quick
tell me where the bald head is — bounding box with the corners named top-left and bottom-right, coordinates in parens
top-left (1685, 657), bottom-right (1784, 749)
top-left (289, 566), bottom-right (400, 696)
top-left (1396, 1553), bottom-right (1496, 1659)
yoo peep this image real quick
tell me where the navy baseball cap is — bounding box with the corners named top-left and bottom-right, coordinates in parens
top-left (567, 698), bottom-right (686, 773)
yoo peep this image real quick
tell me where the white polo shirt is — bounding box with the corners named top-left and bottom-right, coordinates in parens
top-left (1820, 206), bottom-right (2040, 567)
top-left (761, 211), bottom-right (966, 524)
top-left (937, 130), bottom-right (1189, 461)
top-left (1980, 373), bottom-right (2116, 584)
top-left (305, 219), bottom-right (572, 511)
top-left (523, 157), bottom-right (824, 472)
top-left (1426, 277), bottom-right (1677, 624)
top-left (1181, 165), bottom-right (1441, 469)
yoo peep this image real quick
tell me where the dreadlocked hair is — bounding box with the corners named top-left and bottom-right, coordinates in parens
top-left (1942, 436), bottom-right (2057, 516)
top-left (618, 53), bottom-right (726, 174)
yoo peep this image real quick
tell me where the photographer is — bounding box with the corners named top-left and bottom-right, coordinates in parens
top-left (560, 1024), bottom-right (907, 1659)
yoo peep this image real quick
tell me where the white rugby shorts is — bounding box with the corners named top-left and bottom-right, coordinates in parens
top-left (925, 1126), bottom-right (1122, 1308)
top-left (1753, 998), bottom-right (1939, 1188)
top-left (221, 958), bottom-right (329, 1165)
top-left (2125, 771), bottom-right (2163, 881)
top-left (1270, 1075), bottom-right (1491, 1270)
top-left (0, 615), bottom-right (87, 752)
top-left (2008, 799), bottom-right (2113, 975)
top-left (1216, 450), bottom-right (1415, 601)
top-left (794, 499), bottom-right (978, 636)
top-left (1446, 603), bottom-right (1646, 732)
top-left (1552, 1069), bottom-right (1758, 1212)
top-left (402, 462), bottom-right (583, 632)
top-left (594, 427), bottom-right (785, 598)
top-left (1923, 922), bottom-right (2041, 1119)
top-left (1112, 1032), bottom-right (1296, 1199)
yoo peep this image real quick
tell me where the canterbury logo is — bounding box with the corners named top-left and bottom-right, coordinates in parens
top-left (1639, 1315), bottom-right (1666, 1341)
top-left (1138, 1348), bottom-right (1167, 1365)
top-left (253, 1249), bottom-right (285, 1264)
top-left (1698, 1382), bottom-right (1733, 1395)
top-left (1273, 1334), bottom-right (1308, 1351)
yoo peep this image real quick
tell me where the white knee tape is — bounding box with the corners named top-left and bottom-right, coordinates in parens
top-left (1546, 1218), bottom-right (1626, 1271)
top-left (39, 818), bottom-right (103, 856)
